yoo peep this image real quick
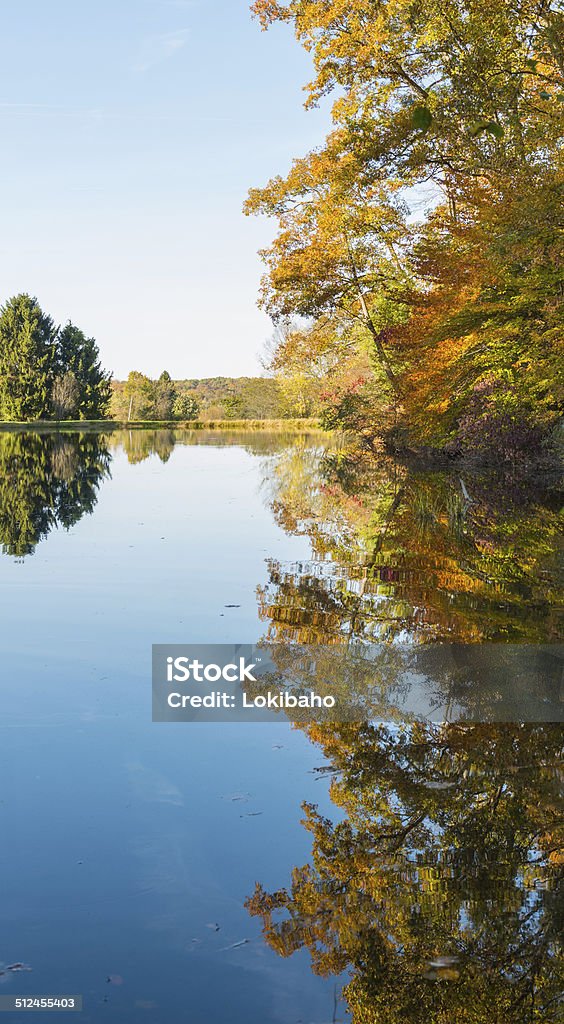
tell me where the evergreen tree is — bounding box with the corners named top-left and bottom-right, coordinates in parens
top-left (54, 323), bottom-right (112, 419)
top-left (153, 370), bottom-right (177, 419)
top-left (0, 294), bottom-right (56, 420)
top-left (0, 297), bottom-right (112, 422)
top-left (51, 370), bottom-right (81, 420)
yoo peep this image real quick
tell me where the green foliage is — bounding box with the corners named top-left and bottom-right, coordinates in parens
top-left (122, 371), bottom-right (155, 420)
top-left (172, 393), bottom-right (200, 419)
top-left (411, 105), bottom-right (433, 131)
top-left (0, 294), bottom-right (56, 420)
top-left (117, 428), bottom-right (176, 464)
top-left (223, 395), bottom-right (247, 419)
top-left (0, 431), bottom-right (111, 556)
top-left (51, 371), bottom-right (81, 420)
top-left (111, 375), bottom-right (299, 421)
top-left (469, 120), bottom-right (504, 138)
top-left (54, 323), bottom-right (111, 419)
top-left (153, 371), bottom-right (177, 420)
top-left (0, 295), bottom-right (111, 422)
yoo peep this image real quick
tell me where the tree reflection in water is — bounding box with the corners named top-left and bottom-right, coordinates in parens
top-left (248, 721), bottom-right (563, 1023)
top-left (114, 427), bottom-right (326, 463)
top-left (258, 445), bottom-right (562, 643)
top-left (116, 428), bottom-right (177, 464)
top-left (0, 431), bottom-right (111, 557)
top-left (252, 445), bottom-right (562, 1021)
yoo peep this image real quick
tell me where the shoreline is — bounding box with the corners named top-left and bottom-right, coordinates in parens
top-left (0, 417), bottom-right (323, 433)
top-left (0, 420), bottom-right (559, 475)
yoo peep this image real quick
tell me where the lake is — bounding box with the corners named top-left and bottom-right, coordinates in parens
top-left (0, 429), bottom-right (561, 1023)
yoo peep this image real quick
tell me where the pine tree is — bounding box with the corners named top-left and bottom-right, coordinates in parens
top-left (0, 294), bottom-right (56, 420)
top-left (54, 323), bottom-right (112, 419)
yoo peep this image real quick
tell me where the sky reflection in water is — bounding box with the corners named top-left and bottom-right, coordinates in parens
top-left (0, 430), bottom-right (561, 1023)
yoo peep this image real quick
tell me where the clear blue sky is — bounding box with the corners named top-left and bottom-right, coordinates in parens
top-left (0, 1), bottom-right (330, 379)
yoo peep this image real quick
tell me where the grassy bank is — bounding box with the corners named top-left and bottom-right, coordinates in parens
top-left (0, 417), bottom-right (322, 433)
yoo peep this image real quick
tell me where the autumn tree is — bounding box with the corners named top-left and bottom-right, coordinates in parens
top-left (251, 0), bottom-right (563, 185)
top-left (245, 142), bottom-right (411, 395)
top-left (382, 139), bottom-right (562, 453)
top-left (265, 320), bottom-right (361, 418)
top-left (248, 0), bottom-right (564, 456)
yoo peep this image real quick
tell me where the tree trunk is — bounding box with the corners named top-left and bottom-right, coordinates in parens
top-left (363, 312), bottom-right (399, 393)
top-left (344, 230), bottom-right (400, 395)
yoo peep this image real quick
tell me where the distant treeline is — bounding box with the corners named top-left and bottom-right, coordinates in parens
top-left (0, 292), bottom-right (321, 425)
top-left (110, 372), bottom-right (318, 422)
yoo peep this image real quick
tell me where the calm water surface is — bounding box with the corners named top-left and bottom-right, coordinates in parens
top-left (0, 429), bottom-right (561, 1023)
